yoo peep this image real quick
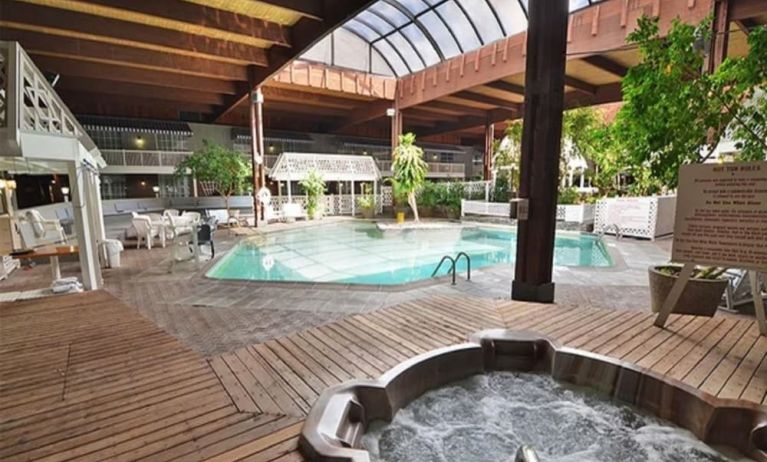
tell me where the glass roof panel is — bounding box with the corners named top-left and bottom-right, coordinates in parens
top-left (396, 0), bottom-right (430, 15)
top-left (418, 10), bottom-right (461, 58)
top-left (345, 20), bottom-right (380, 41)
top-left (402, 24), bottom-right (441, 65)
top-left (326, 0), bottom-right (611, 77)
top-left (489, 0), bottom-right (527, 35)
top-left (436, 1), bottom-right (480, 51)
top-left (373, 40), bottom-right (410, 75)
top-left (369, 1), bottom-right (410, 27)
top-left (457, 0), bottom-right (503, 44)
top-left (387, 31), bottom-right (427, 70)
top-left (357, 11), bottom-right (395, 35)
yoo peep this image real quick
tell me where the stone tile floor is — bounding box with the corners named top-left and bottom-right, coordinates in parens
top-left (0, 220), bottom-right (680, 357)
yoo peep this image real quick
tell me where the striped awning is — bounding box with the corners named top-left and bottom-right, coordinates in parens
top-left (78, 116), bottom-right (193, 135)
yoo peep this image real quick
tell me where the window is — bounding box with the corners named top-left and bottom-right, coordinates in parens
top-left (159, 175), bottom-right (190, 197)
top-left (440, 152), bottom-right (455, 163)
top-left (100, 175), bottom-right (126, 199)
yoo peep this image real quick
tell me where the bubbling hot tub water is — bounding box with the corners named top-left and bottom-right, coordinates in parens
top-left (362, 372), bottom-right (750, 462)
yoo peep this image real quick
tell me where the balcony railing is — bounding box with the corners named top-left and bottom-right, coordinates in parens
top-left (102, 149), bottom-right (192, 168)
top-left (376, 160), bottom-right (465, 177)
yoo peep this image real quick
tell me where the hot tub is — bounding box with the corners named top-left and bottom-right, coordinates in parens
top-left (299, 330), bottom-right (766, 462)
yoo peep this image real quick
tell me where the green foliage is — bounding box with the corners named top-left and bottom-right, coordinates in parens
top-left (417, 181), bottom-right (465, 217)
top-left (176, 139), bottom-right (250, 211)
top-left (392, 133), bottom-right (428, 221)
top-left (657, 265), bottom-right (727, 280)
top-left (557, 187), bottom-right (581, 205)
top-left (356, 184), bottom-right (375, 210)
top-left (492, 122), bottom-right (522, 194)
top-left (613, 17), bottom-right (767, 190)
top-left (299, 169), bottom-right (326, 219)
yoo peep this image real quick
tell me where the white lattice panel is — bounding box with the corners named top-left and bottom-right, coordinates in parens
top-left (594, 196), bottom-right (676, 240)
top-left (270, 153), bottom-right (381, 182)
top-left (461, 200), bottom-right (510, 217)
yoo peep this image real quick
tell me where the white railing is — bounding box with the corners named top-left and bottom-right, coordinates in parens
top-left (101, 149), bottom-right (192, 168)
top-left (376, 160), bottom-right (466, 177)
top-left (461, 200), bottom-right (511, 218)
top-left (0, 41), bottom-right (100, 160)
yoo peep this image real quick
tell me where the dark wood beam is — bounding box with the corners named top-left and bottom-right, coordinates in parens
top-left (452, 91), bottom-right (520, 110)
top-left (419, 108), bottom-right (516, 137)
top-left (706, 0), bottom-right (731, 72)
top-left (264, 101), bottom-right (351, 117)
top-left (58, 90), bottom-right (216, 114)
top-left (0, 2), bottom-right (268, 64)
top-left (405, 108), bottom-right (458, 123)
top-left (55, 78), bottom-right (226, 105)
top-left (81, 0), bottom-right (290, 47)
top-left (211, 0), bottom-right (373, 123)
top-left (332, 99), bottom-right (394, 132)
top-left (4, 29), bottom-right (249, 80)
top-left (734, 18), bottom-right (760, 34)
top-left (261, 86), bottom-right (360, 108)
top-left (513, 0), bottom-right (571, 303)
top-left (730, 0), bottom-right (767, 21)
top-left (564, 75), bottom-right (598, 95)
top-left (418, 101), bottom-right (487, 117)
top-left (581, 55), bottom-right (628, 77)
top-left (264, 0), bottom-right (324, 19)
top-left (29, 55), bottom-right (238, 94)
top-left (483, 80), bottom-right (526, 96)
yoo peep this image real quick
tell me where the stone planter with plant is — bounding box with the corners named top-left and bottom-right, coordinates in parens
top-left (356, 185), bottom-right (376, 219)
top-left (391, 133), bottom-right (428, 222)
top-left (648, 265), bottom-right (728, 316)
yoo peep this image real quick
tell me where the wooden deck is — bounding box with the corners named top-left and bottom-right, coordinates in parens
top-left (1, 291), bottom-right (765, 461)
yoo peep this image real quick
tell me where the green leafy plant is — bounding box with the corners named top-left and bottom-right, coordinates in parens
top-left (557, 187), bottom-right (581, 205)
top-left (657, 265), bottom-right (728, 280)
top-left (175, 139), bottom-right (250, 214)
top-left (391, 133), bottom-right (428, 222)
top-left (356, 184), bottom-right (376, 218)
top-left (299, 168), bottom-right (326, 219)
top-left (612, 17), bottom-right (767, 190)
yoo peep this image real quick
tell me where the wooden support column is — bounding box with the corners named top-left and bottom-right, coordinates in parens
top-left (250, 88), bottom-right (265, 227)
top-left (483, 117), bottom-right (495, 181)
top-left (390, 108), bottom-right (403, 157)
top-left (706, 0), bottom-right (730, 73)
top-left (512, 0), bottom-right (570, 303)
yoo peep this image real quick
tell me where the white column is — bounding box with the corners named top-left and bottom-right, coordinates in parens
top-left (579, 171), bottom-right (585, 188)
top-left (351, 181), bottom-right (355, 216)
top-left (68, 161), bottom-right (100, 290)
top-left (287, 180), bottom-right (292, 201)
top-left (373, 179), bottom-right (378, 214)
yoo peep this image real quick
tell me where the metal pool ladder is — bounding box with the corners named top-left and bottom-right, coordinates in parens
top-left (431, 252), bottom-right (471, 285)
top-left (513, 445), bottom-right (540, 462)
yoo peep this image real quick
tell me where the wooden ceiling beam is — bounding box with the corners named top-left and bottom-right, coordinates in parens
top-left (261, 86), bottom-right (361, 108)
top-left (564, 75), bottom-right (598, 95)
top-left (58, 90), bottom-right (216, 114)
top-left (330, 99), bottom-right (394, 132)
top-left (55, 78), bottom-right (226, 105)
top-left (75, 0), bottom-right (291, 47)
top-left (0, 2), bottom-right (268, 65)
top-left (4, 29), bottom-right (249, 80)
top-left (452, 91), bottom-right (520, 110)
top-left (397, 0), bottom-right (714, 109)
top-left (29, 55), bottom-right (239, 94)
top-left (262, 0), bottom-right (324, 19)
top-left (580, 55), bottom-right (628, 77)
top-left (418, 101), bottom-right (487, 117)
top-left (211, 0), bottom-right (373, 123)
top-left (730, 0), bottom-right (767, 21)
top-left (483, 80), bottom-right (526, 96)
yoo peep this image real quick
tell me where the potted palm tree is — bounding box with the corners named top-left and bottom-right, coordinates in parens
top-left (648, 265), bottom-right (729, 316)
top-left (391, 133), bottom-right (428, 223)
top-left (356, 184), bottom-right (376, 219)
top-left (299, 169), bottom-right (326, 220)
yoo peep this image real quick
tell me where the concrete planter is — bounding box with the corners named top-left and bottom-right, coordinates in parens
top-left (648, 266), bottom-right (727, 316)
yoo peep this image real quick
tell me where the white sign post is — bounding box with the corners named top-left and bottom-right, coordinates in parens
top-left (655, 161), bottom-right (767, 335)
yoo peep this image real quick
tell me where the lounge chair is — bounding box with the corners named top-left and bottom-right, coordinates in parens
top-left (131, 212), bottom-right (161, 250)
top-left (282, 203), bottom-right (307, 222)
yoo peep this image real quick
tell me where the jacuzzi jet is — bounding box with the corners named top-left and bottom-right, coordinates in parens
top-left (299, 330), bottom-right (767, 462)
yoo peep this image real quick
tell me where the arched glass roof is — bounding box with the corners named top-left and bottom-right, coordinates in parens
top-left (301, 0), bottom-right (606, 77)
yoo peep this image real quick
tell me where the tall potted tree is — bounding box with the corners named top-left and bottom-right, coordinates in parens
top-left (391, 133), bottom-right (428, 222)
top-left (176, 140), bottom-right (250, 216)
top-left (299, 168), bottom-right (326, 220)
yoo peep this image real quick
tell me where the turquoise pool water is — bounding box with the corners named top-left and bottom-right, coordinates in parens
top-left (207, 222), bottom-right (612, 285)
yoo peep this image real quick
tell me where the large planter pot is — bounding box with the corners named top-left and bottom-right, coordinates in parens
top-left (648, 266), bottom-right (728, 316)
top-left (361, 207), bottom-right (375, 219)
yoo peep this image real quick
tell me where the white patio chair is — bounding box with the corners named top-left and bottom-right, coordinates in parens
top-left (17, 209), bottom-right (67, 248)
top-left (281, 203), bottom-right (307, 222)
top-left (181, 211), bottom-right (201, 224)
top-left (167, 213), bottom-right (200, 273)
top-left (163, 209), bottom-right (180, 219)
top-left (131, 212), bottom-right (161, 250)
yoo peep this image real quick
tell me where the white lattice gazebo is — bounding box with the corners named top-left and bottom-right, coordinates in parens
top-left (269, 153), bottom-right (382, 215)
